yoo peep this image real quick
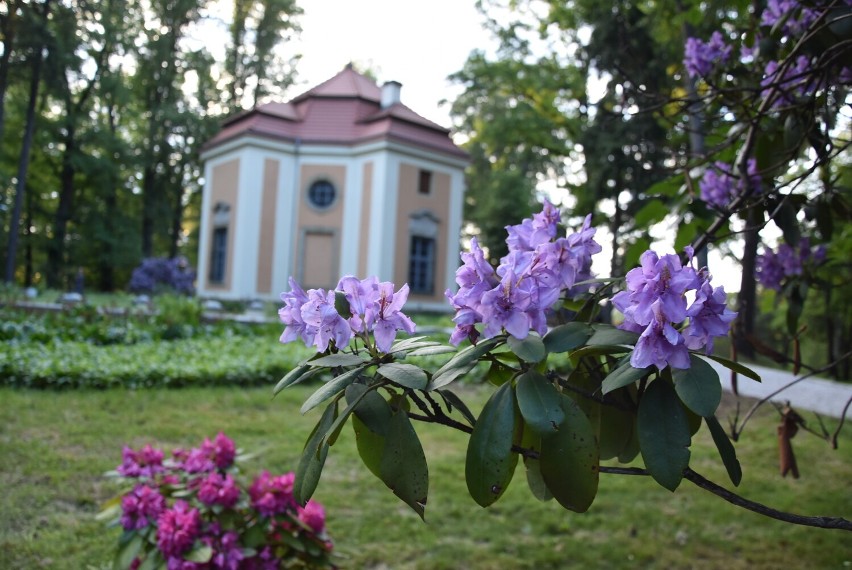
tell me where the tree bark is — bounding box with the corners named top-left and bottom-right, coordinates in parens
top-left (4, 0), bottom-right (50, 284)
top-left (734, 207), bottom-right (761, 359)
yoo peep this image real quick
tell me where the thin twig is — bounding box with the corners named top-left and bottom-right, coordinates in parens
top-left (831, 395), bottom-right (852, 450)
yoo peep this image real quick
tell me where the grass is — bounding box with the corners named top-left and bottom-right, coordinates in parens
top-left (1, 383), bottom-right (850, 569)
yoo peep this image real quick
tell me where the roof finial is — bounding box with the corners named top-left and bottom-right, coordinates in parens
top-left (345, 62), bottom-right (354, 70)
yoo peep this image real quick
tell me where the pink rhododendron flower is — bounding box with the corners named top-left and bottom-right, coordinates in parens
top-left (156, 500), bottom-right (201, 558)
top-left (249, 471), bottom-right (297, 517)
top-left (197, 472), bottom-right (240, 509)
top-left (298, 499), bottom-right (326, 533)
top-left (117, 444), bottom-right (165, 478)
top-left (121, 484), bottom-right (166, 530)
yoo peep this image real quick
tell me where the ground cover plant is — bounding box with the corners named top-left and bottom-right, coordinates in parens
top-left (1, 385), bottom-right (850, 569)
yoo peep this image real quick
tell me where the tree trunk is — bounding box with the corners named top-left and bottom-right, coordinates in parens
top-left (46, 127), bottom-right (77, 288)
top-left (734, 207), bottom-right (761, 359)
top-left (4, 0), bottom-right (49, 284)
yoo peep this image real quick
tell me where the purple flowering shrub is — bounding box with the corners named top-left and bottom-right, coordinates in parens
top-left (101, 433), bottom-right (335, 569)
top-left (129, 256), bottom-right (196, 296)
top-left (277, 202), bottom-right (750, 517)
top-left (756, 239), bottom-right (827, 291)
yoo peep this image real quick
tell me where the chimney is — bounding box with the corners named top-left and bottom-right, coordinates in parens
top-left (380, 81), bottom-right (402, 109)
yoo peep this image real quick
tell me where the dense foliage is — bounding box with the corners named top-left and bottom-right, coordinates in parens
top-left (0, 0), bottom-right (302, 290)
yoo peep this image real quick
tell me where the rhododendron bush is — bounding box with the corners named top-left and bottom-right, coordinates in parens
top-left (100, 434), bottom-right (335, 569)
top-left (275, 202), bottom-right (753, 518)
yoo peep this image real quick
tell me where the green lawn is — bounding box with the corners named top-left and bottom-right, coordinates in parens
top-left (1, 384), bottom-right (850, 569)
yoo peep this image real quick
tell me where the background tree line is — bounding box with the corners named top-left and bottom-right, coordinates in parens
top-left (0, 0), bottom-right (301, 290)
top-left (448, 0), bottom-right (851, 377)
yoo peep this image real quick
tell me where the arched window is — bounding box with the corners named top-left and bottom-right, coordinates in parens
top-left (408, 211), bottom-right (440, 295)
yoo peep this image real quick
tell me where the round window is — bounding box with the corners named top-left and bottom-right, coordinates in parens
top-left (308, 180), bottom-right (336, 209)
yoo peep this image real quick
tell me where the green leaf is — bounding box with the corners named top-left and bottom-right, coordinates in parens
top-left (586, 325), bottom-right (639, 347)
top-left (601, 360), bottom-right (653, 395)
top-left (485, 359), bottom-right (515, 386)
top-left (465, 382), bottom-right (519, 507)
top-left (427, 336), bottom-right (503, 390)
top-left (515, 370), bottom-right (564, 434)
top-left (638, 380), bottom-right (691, 491)
top-left (379, 410), bottom-right (429, 519)
top-left (352, 414), bottom-right (386, 479)
top-left (294, 401), bottom-right (337, 504)
top-left (569, 344), bottom-right (632, 360)
top-left (347, 383), bottom-right (393, 435)
top-left (405, 345), bottom-right (458, 357)
top-left (673, 355), bottom-right (722, 417)
top-left (310, 353), bottom-right (367, 367)
top-left (437, 389), bottom-right (477, 426)
top-left (184, 544), bottom-right (213, 563)
top-left (390, 336), bottom-right (432, 352)
top-left (519, 426), bottom-right (551, 502)
top-left (634, 198), bottom-right (669, 227)
top-left (599, 400), bottom-right (637, 461)
top-left (704, 354), bottom-right (761, 382)
top-left (321, 381), bottom-right (377, 446)
top-left (273, 363), bottom-right (316, 396)
top-left (300, 366), bottom-right (364, 414)
top-left (542, 322), bottom-right (593, 353)
top-left (539, 394), bottom-right (600, 512)
top-left (705, 415), bottom-right (743, 486)
top-left (507, 333), bottom-right (546, 363)
top-left (114, 533), bottom-right (143, 570)
top-left (334, 290), bottom-right (351, 319)
top-left (377, 362), bottom-right (428, 390)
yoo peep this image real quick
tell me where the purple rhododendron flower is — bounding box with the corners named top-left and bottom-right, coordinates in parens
top-left (117, 444), bottom-right (165, 478)
top-left (298, 499), bottom-right (326, 533)
top-left (684, 31), bottom-right (731, 78)
top-left (446, 202), bottom-right (602, 344)
top-left (197, 472), bottom-right (241, 509)
top-left (202, 529), bottom-right (245, 570)
top-left (683, 280), bottom-right (737, 354)
top-left (249, 471), bottom-right (297, 517)
top-left (370, 282), bottom-right (417, 352)
top-left (700, 159), bottom-right (761, 208)
top-left (631, 301), bottom-right (691, 370)
top-left (279, 275), bottom-right (416, 353)
top-left (761, 0), bottom-right (820, 36)
top-left (156, 500), bottom-right (201, 559)
top-left (301, 288), bottom-right (352, 352)
top-left (121, 484), bottom-right (166, 530)
top-left (761, 56), bottom-right (817, 109)
top-left (613, 249), bottom-right (736, 369)
top-left (756, 239), bottom-right (827, 290)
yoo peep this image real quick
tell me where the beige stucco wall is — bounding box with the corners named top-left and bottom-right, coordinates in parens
top-left (296, 164), bottom-right (346, 289)
top-left (256, 158), bottom-right (279, 295)
top-left (394, 163), bottom-right (449, 303)
top-left (205, 159), bottom-right (240, 292)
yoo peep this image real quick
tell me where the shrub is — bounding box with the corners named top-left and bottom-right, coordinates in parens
top-left (101, 433), bottom-right (336, 569)
top-left (130, 257), bottom-right (196, 296)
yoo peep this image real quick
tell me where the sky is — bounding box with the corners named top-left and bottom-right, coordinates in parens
top-left (287, 0), bottom-right (494, 128)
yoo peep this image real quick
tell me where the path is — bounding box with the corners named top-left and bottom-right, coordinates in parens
top-left (708, 360), bottom-right (852, 419)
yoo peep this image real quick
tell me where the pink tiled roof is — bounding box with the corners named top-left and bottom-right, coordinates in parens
top-left (205, 65), bottom-right (468, 160)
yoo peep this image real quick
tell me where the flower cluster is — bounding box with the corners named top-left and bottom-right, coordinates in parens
top-left (699, 159), bottom-right (761, 208)
top-left (761, 55), bottom-right (819, 110)
top-left (684, 31), bottom-right (731, 78)
top-left (612, 249), bottom-right (736, 370)
top-left (756, 239), bottom-right (827, 290)
top-left (103, 434), bottom-right (335, 569)
top-left (129, 256), bottom-right (196, 296)
top-left (761, 0), bottom-right (820, 36)
top-left (445, 200), bottom-right (602, 345)
top-left (279, 276), bottom-right (416, 353)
